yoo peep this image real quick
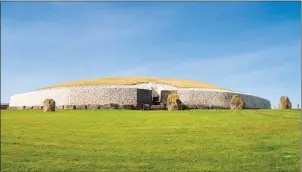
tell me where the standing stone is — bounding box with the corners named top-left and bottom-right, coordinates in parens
top-left (43, 99), bottom-right (56, 112)
top-left (297, 104), bottom-right (300, 110)
top-left (166, 93), bottom-right (182, 110)
top-left (230, 95), bottom-right (245, 110)
top-left (280, 96), bottom-right (292, 109)
top-left (161, 90), bottom-right (177, 107)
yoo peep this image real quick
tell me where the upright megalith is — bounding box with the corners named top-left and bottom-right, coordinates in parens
top-left (167, 93), bottom-right (182, 110)
top-left (161, 90), bottom-right (177, 106)
top-left (280, 96), bottom-right (292, 109)
top-left (230, 95), bottom-right (245, 109)
top-left (43, 99), bottom-right (56, 112)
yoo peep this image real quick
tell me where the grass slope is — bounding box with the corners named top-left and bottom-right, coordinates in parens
top-left (40, 77), bottom-right (231, 91)
top-left (1, 110), bottom-right (300, 172)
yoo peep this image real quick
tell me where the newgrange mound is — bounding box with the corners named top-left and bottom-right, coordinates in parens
top-left (8, 77), bottom-right (271, 110)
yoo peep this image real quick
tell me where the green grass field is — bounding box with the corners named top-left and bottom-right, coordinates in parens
top-left (1, 110), bottom-right (300, 172)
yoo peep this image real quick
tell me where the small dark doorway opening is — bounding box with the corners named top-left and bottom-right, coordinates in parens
top-left (152, 96), bottom-right (160, 105)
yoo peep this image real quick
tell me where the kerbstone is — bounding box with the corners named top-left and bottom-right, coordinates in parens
top-left (65, 105), bottom-right (75, 110)
top-left (25, 106), bottom-right (33, 110)
top-left (167, 93), bottom-right (182, 110)
top-left (75, 105), bottom-right (87, 110)
top-left (87, 104), bottom-right (100, 109)
top-left (100, 104), bottom-right (119, 109)
top-left (56, 105), bottom-right (64, 110)
top-left (33, 106), bottom-right (43, 110)
top-left (120, 105), bottom-right (136, 110)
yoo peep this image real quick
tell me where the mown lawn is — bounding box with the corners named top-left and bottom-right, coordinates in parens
top-left (1, 109), bottom-right (300, 172)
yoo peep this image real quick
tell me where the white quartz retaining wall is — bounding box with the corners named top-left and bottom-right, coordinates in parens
top-left (9, 83), bottom-right (271, 109)
top-left (177, 89), bottom-right (271, 109)
top-left (9, 86), bottom-right (151, 107)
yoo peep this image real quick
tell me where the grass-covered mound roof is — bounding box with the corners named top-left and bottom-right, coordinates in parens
top-left (39, 77), bottom-right (231, 91)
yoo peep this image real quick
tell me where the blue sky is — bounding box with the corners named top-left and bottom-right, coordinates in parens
top-left (1, 2), bottom-right (301, 108)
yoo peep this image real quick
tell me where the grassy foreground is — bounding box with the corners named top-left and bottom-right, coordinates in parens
top-left (1, 110), bottom-right (300, 172)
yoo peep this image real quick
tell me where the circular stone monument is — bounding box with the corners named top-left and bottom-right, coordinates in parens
top-left (8, 77), bottom-right (271, 110)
